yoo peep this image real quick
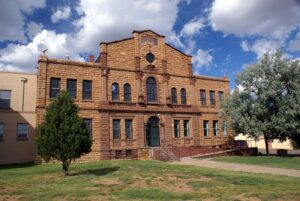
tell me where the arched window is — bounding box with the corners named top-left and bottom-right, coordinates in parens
top-left (146, 77), bottom-right (157, 102)
top-left (171, 87), bottom-right (177, 104)
top-left (181, 88), bottom-right (187, 104)
top-left (112, 83), bottom-right (119, 101)
top-left (124, 83), bottom-right (131, 102)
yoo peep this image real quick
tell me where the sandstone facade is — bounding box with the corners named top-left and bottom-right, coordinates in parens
top-left (36, 30), bottom-right (231, 161)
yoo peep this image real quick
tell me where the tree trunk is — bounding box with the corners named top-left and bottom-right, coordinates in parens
top-left (263, 133), bottom-right (270, 155)
top-left (62, 159), bottom-right (70, 176)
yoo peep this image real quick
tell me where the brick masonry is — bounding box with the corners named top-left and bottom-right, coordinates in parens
top-left (36, 30), bottom-right (232, 161)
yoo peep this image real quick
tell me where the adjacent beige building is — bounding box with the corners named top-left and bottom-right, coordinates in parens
top-left (0, 71), bottom-right (37, 164)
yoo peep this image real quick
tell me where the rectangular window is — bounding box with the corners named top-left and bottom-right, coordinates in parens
top-left (184, 120), bottom-right (190, 137)
top-left (174, 120), bottom-right (180, 138)
top-left (17, 123), bottom-right (28, 139)
top-left (218, 91), bottom-right (224, 104)
top-left (210, 90), bottom-right (216, 106)
top-left (222, 121), bottom-right (228, 136)
top-left (200, 90), bottom-right (206, 106)
top-left (83, 80), bottom-right (92, 100)
top-left (113, 119), bottom-right (121, 139)
top-left (0, 123), bottom-right (4, 140)
top-left (125, 119), bottom-right (133, 139)
top-left (115, 150), bottom-right (122, 159)
top-left (213, 120), bottom-right (219, 136)
top-left (83, 119), bottom-right (92, 140)
top-left (67, 79), bottom-right (77, 99)
top-left (50, 78), bottom-right (60, 98)
top-left (0, 90), bottom-right (11, 108)
top-left (126, 149), bottom-right (133, 158)
top-left (203, 120), bottom-right (209, 137)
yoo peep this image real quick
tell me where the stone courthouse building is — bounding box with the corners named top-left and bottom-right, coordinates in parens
top-left (36, 30), bottom-right (231, 161)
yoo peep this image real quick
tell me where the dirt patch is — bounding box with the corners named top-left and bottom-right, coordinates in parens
top-left (94, 178), bottom-right (121, 186)
top-left (237, 194), bottom-right (261, 201)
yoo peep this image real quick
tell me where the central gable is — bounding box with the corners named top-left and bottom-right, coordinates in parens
top-left (99, 30), bottom-right (192, 76)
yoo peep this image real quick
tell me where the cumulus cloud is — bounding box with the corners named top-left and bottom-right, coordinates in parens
top-left (26, 21), bottom-right (43, 39)
top-left (240, 39), bottom-right (282, 57)
top-left (51, 6), bottom-right (71, 23)
top-left (0, 0), bottom-right (181, 72)
top-left (180, 17), bottom-right (205, 37)
top-left (289, 32), bottom-right (300, 51)
top-left (192, 49), bottom-right (213, 73)
top-left (209, 0), bottom-right (300, 39)
top-left (0, 0), bottom-right (45, 42)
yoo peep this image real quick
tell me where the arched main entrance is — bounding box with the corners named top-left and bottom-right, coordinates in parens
top-left (146, 116), bottom-right (160, 147)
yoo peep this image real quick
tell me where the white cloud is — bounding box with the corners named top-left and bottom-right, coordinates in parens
top-left (209, 0), bottom-right (300, 39)
top-left (180, 17), bottom-right (205, 37)
top-left (74, 0), bottom-right (179, 53)
top-left (26, 21), bottom-right (43, 39)
top-left (289, 32), bottom-right (300, 51)
top-left (0, 0), bottom-right (181, 72)
top-left (241, 39), bottom-right (282, 57)
top-left (0, 0), bottom-right (45, 42)
top-left (51, 6), bottom-right (71, 23)
top-left (0, 30), bottom-right (82, 72)
top-left (192, 49), bottom-right (213, 73)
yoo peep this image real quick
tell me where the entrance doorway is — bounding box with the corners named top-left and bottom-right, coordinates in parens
top-left (146, 116), bottom-right (160, 147)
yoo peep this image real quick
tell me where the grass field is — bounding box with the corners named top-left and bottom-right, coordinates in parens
top-left (0, 160), bottom-right (300, 201)
top-left (211, 156), bottom-right (300, 170)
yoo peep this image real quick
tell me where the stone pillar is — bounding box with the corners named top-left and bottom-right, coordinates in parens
top-left (190, 76), bottom-right (196, 105)
top-left (99, 112), bottom-right (111, 160)
top-left (101, 68), bottom-right (108, 102)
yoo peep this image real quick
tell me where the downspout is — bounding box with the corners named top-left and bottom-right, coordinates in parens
top-left (21, 77), bottom-right (28, 112)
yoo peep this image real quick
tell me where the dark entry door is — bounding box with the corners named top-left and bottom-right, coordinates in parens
top-left (146, 116), bottom-right (160, 147)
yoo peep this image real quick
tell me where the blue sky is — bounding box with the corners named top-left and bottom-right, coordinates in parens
top-left (0, 0), bottom-right (300, 89)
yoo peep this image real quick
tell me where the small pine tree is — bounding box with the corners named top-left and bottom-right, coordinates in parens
top-left (36, 91), bottom-right (92, 175)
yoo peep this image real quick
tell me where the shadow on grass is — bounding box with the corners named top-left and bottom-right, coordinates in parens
top-left (0, 162), bottom-right (35, 170)
top-left (70, 167), bottom-right (120, 176)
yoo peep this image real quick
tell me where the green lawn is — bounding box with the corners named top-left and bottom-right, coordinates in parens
top-left (211, 156), bottom-right (300, 170)
top-left (0, 160), bottom-right (300, 201)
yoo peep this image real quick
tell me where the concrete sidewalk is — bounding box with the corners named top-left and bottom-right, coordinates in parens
top-left (171, 157), bottom-right (300, 178)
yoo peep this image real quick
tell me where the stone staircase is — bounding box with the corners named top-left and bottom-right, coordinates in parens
top-left (158, 145), bottom-right (180, 162)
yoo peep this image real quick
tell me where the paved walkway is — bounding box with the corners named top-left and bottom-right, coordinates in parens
top-left (171, 157), bottom-right (300, 178)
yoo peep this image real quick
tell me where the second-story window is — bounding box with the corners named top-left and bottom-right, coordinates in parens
top-left (112, 83), bottom-right (119, 101)
top-left (83, 80), bottom-right (92, 100)
top-left (146, 77), bottom-right (157, 102)
top-left (210, 90), bottom-right (216, 106)
top-left (200, 90), bottom-right (206, 106)
top-left (50, 78), bottom-right (60, 98)
top-left (124, 84), bottom-right (131, 102)
top-left (171, 87), bottom-right (177, 104)
top-left (0, 90), bottom-right (11, 108)
top-left (67, 79), bottom-right (77, 99)
top-left (181, 88), bottom-right (187, 104)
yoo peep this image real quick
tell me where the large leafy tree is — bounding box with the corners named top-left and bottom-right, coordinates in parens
top-left (36, 91), bottom-right (92, 175)
top-left (222, 51), bottom-right (300, 154)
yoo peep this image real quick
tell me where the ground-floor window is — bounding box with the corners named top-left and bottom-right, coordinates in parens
top-left (0, 123), bottom-right (4, 140)
top-left (113, 119), bottom-right (121, 139)
top-left (222, 121), bottom-right (228, 136)
top-left (126, 149), bottom-right (132, 158)
top-left (174, 120), bottom-right (180, 138)
top-left (125, 119), bottom-right (133, 139)
top-left (203, 120), bottom-right (209, 137)
top-left (213, 120), bottom-right (218, 136)
top-left (83, 119), bottom-right (92, 140)
top-left (17, 123), bottom-right (28, 139)
top-left (184, 120), bottom-right (190, 137)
